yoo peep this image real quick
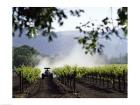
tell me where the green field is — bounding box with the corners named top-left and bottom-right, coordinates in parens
top-left (53, 64), bottom-right (128, 78)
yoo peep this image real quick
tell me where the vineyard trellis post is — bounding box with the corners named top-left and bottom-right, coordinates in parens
top-left (112, 75), bottom-right (115, 89)
top-left (118, 75), bottom-right (121, 91)
top-left (123, 70), bottom-right (127, 92)
top-left (73, 70), bottom-right (76, 93)
top-left (92, 74), bottom-right (94, 84)
top-left (107, 75), bottom-right (110, 89)
top-left (96, 74), bottom-right (98, 84)
top-left (102, 76), bottom-right (105, 88)
top-left (99, 75), bottom-right (101, 86)
top-left (19, 71), bottom-right (23, 93)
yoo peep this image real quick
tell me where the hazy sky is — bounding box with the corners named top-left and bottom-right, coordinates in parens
top-left (53, 7), bottom-right (119, 32)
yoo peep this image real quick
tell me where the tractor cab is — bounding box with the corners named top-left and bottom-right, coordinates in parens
top-left (44, 68), bottom-right (50, 77)
top-left (42, 67), bottom-right (53, 80)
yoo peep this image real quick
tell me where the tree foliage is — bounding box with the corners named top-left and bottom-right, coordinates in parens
top-left (13, 45), bottom-right (39, 67)
top-left (75, 7), bottom-right (128, 55)
top-left (12, 7), bottom-right (127, 55)
top-left (13, 7), bottom-right (84, 41)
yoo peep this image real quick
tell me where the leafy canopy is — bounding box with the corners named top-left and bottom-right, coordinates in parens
top-left (13, 7), bottom-right (84, 41)
top-left (75, 7), bottom-right (128, 55)
top-left (13, 7), bottom-right (127, 55)
top-left (13, 45), bottom-right (39, 67)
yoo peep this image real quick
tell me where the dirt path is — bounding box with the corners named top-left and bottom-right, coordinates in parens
top-left (30, 78), bottom-right (77, 98)
top-left (75, 82), bottom-right (127, 98)
top-left (29, 78), bottom-right (127, 98)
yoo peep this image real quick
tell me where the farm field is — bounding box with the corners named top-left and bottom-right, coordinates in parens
top-left (13, 64), bottom-right (127, 98)
top-left (12, 7), bottom-right (128, 98)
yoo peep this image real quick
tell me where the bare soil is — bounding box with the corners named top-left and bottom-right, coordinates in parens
top-left (26, 78), bottom-right (127, 98)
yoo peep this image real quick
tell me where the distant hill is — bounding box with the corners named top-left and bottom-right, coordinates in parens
top-left (13, 31), bottom-right (127, 58)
